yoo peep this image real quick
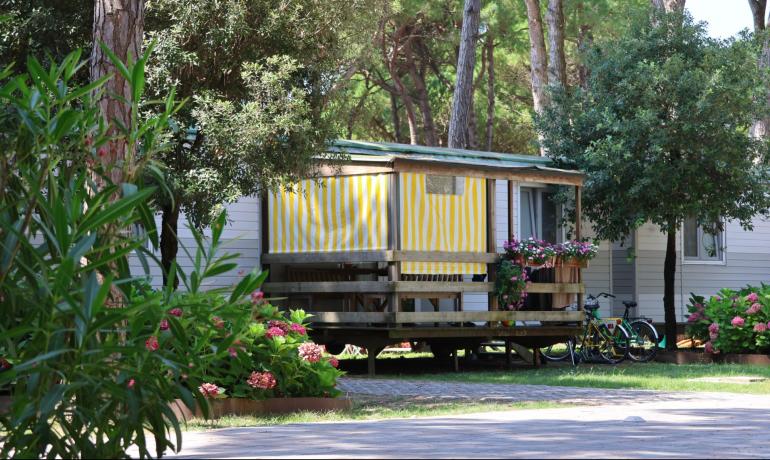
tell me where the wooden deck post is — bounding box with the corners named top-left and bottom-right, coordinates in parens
top-left (486, 179), bottom-right (498, 312)
top-left (260, 191), bottom-right (270, 283)
top-left (388, 173), bottom-right (401, 313)
top-left (575, 185), bottom-right (583, 310)
top-left (507, 180), bottom-right (515, 240)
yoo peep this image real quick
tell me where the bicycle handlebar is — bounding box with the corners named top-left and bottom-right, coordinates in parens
top-left (595, 292), bottom-right (616, 299)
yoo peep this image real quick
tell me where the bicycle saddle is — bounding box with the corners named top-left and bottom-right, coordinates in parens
top-left (584, 303), bottom-right (601, 311)
top-left (622, 301), bottom-right (638, 308)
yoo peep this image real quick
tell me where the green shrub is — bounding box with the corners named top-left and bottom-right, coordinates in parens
top-left (156, 213), bottom-right (344, 402)
top-left (0, 50), bottom-right (208, 458)
top-left (686, 285), bottom-right (770, 354)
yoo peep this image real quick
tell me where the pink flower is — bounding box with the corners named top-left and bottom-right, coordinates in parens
top-left (212, 316), bottom-right (225, 329)
top-left (290, 323), bottom-right (307, 335)
top-left (198, 382), bottom-right (220, 397)
top-left (731, 316), bottom-right (745, 327)
top-left (228, 347), bottom-right (238, 358)
top-left (168, 308), bottom-right (183, 317)
top-left (747, 303), bottom-right (762, 315)
top-left (265, 326), bottom-right (286, 339)
top-left (754, 323), bottom-right (768, 333)
top-left (127, 378), bottom-right (135, 389)
top-left (298, 342), bottom-right (323, 363)
top-left (510, 276), bottom-right (518, 282)
top-left (694, 303), bottom-right (704, 312)
top-left (704, 341), bottom-right (717, 354)
top-left (328, 357), bottom-right (339, 368)
top-left (710, 331), bottom-right (719, 341)
top-left (159, 319), bottom-right (169, 331)
top-left (687, 312), bottom-right (701, 323)
top-left (251, 290), bottom-right (265, 304)
top-left (767, 321), bottom-right (770, 329)
top-left (268, 320), bottom-right (290, 332)
top-left (747, 292), bottom-right (759, 303)
top-left (247, 371), bottom-right (277, 390)
top-left (708, 322), bottom-right (720, 334)
top-left (145, 336), bottom-right (159, 352)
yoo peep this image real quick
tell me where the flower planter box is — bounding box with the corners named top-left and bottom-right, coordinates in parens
top-left (170, 396), bottom-right (352, 420)
top-left (513, 255), bottom-right (556, 269)
top-left (656, 349), bottom-right (770, 365)
top-left (556, 258), bottom-right (589, 269)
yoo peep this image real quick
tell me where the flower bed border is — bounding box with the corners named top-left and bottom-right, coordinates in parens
top-left (169, 397), bottom-right (352, 420)
top-left (655, 349), bottom-right (770, 365)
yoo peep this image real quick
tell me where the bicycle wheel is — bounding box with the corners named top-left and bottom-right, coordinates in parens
top-left (541, 340), bottom-right (573, 362)
top-left (597, 324), bottom-right (629, 364)
top-left (628, 320), bottom-right (659, 362)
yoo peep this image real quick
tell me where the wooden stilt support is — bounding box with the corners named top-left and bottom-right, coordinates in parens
top-left (453, 350), bottom-right (460, 372)
top-left (505, 340), bottom-right (513, 368)
top-left (533, 347), bottom-right (542, 368)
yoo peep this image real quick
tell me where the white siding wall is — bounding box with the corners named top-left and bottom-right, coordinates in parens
top-left (632, 217), bottom-right (770, 322)
top-left (678, 217), bottom-right (770, 315)
top-left (634, 222), bottom-right (684, 322)
top-left (580, 225), bottom-right (612, 317)
top-left (128, 196), bottom-right (261, 290)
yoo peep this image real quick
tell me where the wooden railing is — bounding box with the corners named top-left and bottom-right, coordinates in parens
top-left (306, 310), bottom-right (583, 324)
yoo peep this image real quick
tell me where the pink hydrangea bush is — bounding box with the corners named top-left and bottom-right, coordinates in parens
top-left (200, 305), bottom-right (343, 400)
top-left (686, 287), bottom-right (770, 353)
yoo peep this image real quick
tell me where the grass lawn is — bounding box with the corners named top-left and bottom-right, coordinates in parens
top-left (384, 362), bottom-right (770, 394)
top-left (181, 396), bottom-right (569, 431)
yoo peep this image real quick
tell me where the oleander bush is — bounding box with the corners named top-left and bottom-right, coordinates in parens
top-left (0, 51), bottom-right (343, 459)
top-left (686, 285), bottom-right (770, 354)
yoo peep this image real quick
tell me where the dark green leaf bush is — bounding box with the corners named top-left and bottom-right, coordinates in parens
top-left (686, 286), bottom-right (770, 354)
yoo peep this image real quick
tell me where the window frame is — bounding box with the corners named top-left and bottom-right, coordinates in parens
top-left (425, 175), bottom-right (464, 196)
top-left (519, 185), bottom-right (564, 244)
top-left (681, 218), bottom-right (727, 265)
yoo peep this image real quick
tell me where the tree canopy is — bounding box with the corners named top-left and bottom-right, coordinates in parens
top-left (537, 9), bottom-right (770, 345)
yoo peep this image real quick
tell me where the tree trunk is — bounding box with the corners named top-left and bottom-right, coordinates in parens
top-left (749, 1), bottom-right (770, 139)
top-left (523, 0), bottom-right (549, 155)
top-left (546, 0), bottom-right (567, 89)
top-left (749, 0), bottom-right (768, 32)
top-left (390, 93), bottom-right (402, 143)
top-left (90, 0), bottom-right (145, 186)
top-left (485, 33), bottom-right (495, 151)
top-left (663, 228), bottom-right (678, 351)
top-left (161, 202), bottom-right (180, 289)
top-left (405, 40), bottom-right (438, 146)
top-left (448, 0), bottom-right (481, 149)
top-left (651, 0), bottom-right (686, 12)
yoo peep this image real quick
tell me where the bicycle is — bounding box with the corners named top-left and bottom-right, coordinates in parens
top-left (542, 292), bottom-right (659, 363)
top-left (541, 293), bottom-right (630, 365)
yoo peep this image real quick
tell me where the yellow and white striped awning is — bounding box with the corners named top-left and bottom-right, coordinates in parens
top-left (399, 173), bottom-right (487, 275)
top-left (268, 174), bottom-right (389, 253)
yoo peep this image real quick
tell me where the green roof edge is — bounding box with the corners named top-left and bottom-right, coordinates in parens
top-left (331, 139), bottom-right (552, 167)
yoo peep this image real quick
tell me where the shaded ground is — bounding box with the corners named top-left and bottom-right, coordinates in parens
top-left (161, 388), bottom-right (770, 458)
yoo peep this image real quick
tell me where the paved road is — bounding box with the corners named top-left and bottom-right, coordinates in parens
top-left (156, 379), bottom-right (770, 458)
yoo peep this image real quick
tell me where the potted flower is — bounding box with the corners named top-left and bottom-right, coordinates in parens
top-left (495, 260), bottom-right (529, 326)
top-left (555, 240), bottom-right (599, 268)
top-left (503, 238), bottom-right (557, 268)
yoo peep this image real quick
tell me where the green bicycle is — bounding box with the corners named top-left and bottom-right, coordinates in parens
top-left (542, 292), bottom-right (659, 363)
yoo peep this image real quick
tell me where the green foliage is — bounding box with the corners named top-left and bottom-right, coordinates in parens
top-left (538, 11), bottom-right (770, 241)
top-left (495, 260), bottom-right (529, 311)
top-left (0, 52), bottom-right (197, 458)
top-left (686, 287), bottom-right (770, 354)
top-left (143, 0), bottom-right (366, 228)
top-left (0, 0), bottom-right (93, 81)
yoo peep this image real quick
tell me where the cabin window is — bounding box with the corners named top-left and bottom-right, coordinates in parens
top-left (520, 187), bottom-right (560, 243)
top-left (426, 175), bottom-right (464, 195)
top-left (683, 217), bottom-right (724, 262)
